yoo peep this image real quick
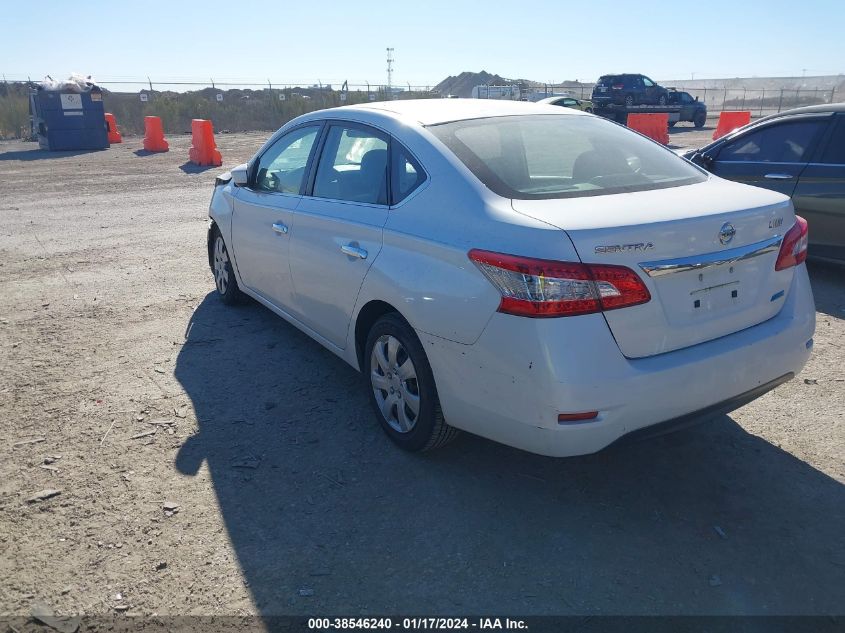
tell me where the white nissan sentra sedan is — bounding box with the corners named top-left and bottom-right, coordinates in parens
top-left (206, 99), bottom-right (815, 457)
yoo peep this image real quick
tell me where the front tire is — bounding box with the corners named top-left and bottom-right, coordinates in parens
top-left (694, 112), bottom-right (706, 128)
top-left (211, 230), bottom-right (244, 305)
top-left (364, 313), bottom-right (457, 452)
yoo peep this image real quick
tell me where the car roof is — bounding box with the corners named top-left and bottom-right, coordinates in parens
top-left (328, 98), bottom-right (584, 126)
top-left (754, 102), bottom-right (845, 124)
top-left (694, 102), bottom-right (845, 153)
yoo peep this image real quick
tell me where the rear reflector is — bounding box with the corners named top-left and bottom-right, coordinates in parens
top-left (775, 216), bottom-right (809, 271)
top-left (468, 249), bottom-right (651, 318)
top-left (558, 412), bottom-right (599, 423)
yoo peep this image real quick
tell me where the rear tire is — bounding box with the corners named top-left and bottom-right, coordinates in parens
top-left (364, 313), bottom-right (458, 452)
top-left (211, 229), bottom-right (245, 306)
top-left (624, 94), bottom-right (635, 107)
top-left (658, 94), bottom-right (668, 106)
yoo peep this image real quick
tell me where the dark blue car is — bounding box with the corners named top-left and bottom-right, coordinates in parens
top-left (592, 74), bottom-right (669, 107)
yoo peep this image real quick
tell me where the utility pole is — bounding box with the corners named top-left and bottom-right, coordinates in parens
top-left (386, 47), bottom-right (394, 96)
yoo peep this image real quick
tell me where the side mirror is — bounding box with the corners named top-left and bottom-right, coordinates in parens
top-left (231, 164), bottom-right (249, 187)
top-left (695, 96), bottom-right (699, 102)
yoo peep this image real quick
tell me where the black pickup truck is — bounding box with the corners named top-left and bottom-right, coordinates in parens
top-left (594, 90), bottom-right (707, 128)
top-left (666, 89), bottom-right (707, 128)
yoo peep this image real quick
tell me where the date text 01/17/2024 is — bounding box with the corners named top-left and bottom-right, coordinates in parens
top-left (307, 617), bottom-right (528, 630)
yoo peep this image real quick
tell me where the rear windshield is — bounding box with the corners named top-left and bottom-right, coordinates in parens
top-left (427, 114), bottom-right (707, 199)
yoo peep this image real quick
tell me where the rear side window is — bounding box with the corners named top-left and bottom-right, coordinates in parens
top-left (428, 114), bottom-right (706, 199)
top-left (718, 120), bottom-right (823, 163)
top-left (391, 144), bottom-right (425, 204)
top-left (819, 118), bottom-right (845, 164)
top-left (312, 124), bottom-right (389, 204)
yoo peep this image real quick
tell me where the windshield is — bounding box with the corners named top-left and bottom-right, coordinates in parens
top-left (427, 114), bottom-right (707, 199)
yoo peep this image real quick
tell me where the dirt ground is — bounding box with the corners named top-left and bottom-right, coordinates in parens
top-left (0, 120), bottom-right (843, 625)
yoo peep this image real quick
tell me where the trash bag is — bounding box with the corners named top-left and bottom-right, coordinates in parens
top-left (38, 73), bottom-right (99, 93)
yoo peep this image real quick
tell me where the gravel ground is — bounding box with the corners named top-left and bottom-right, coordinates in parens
top-left (0, 122), bottom-right (843, 623)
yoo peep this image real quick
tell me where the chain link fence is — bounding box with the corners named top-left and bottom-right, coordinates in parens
top-left (0, 79), bottom-right (439, 139)
top-left (3, 77), bottom-right (843, 139)
top-left (482, 83), bottom-right (842, 118)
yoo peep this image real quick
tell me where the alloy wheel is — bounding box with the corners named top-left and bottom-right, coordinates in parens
top-left (370, 334), bottom-right (421, 433)
top-left (213, 235), bottom-right (229, 294)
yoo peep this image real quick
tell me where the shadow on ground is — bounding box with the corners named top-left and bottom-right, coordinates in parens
top-left (0, 148), bottom-right (105, 161)
top-left (174, 294), bottom-right (844, 619)
top-left (179, 161), bottom-right (217, 174)
top-left (667, 124), bottom-right (713, 134)
top-left (808, 260), bottom-right (845, 318)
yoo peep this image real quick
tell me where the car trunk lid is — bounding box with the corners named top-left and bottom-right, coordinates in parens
top-left (511, 179), bottom-right (797, 358)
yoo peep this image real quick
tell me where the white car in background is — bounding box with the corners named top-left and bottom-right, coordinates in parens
top-left (206, 99), bottom-right (815, 457)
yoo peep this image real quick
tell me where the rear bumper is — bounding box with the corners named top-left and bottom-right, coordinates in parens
top-left (420, 265), bottom-right (815, 457)
top-left (607, 372), bottom-right (793, 448)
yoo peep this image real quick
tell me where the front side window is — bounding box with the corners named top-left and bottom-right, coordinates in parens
top-left (254, 125), bottom-right (320, 193)
top-left (718, 120), bottom-right (823, 163)
top-left (428, 114), bottom-right (706, 199)
top-left (312, 125), bottom-right (389, 204)
top-left (643, 77), bottom-right (654, 87)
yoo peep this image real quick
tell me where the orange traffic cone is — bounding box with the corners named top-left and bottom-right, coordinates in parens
top-left (105, 113), bottom-right (122, 144)
top-left (713, 111), bottom-right (751, 140)
top-left (143, 116), bottom-right (169, 152)
top-left (188, 119), bottom-right (222, 166)
top-left (627, 113), bottom-right (669, 145)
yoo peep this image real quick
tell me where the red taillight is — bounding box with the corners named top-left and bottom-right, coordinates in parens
top-left (775, 216), bottom-right (809, 271)
top-left (468, 249), bottom-right (651, 318)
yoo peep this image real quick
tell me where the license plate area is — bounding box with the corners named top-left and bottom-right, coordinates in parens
top-left (656, 263), bottom-right (755, 325)
top-left (689, 278), bottom-right (740, 314)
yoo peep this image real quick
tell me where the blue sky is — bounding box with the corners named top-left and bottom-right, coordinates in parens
top-left (2, 0), bottom-right (843, 88)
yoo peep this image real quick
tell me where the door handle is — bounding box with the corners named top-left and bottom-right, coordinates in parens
top-left (272, 222), bottom-right (288, 234)
top-left (764, 173), bottom-right (793, 180)
top-left (341, 244), bottom-right (368, 259)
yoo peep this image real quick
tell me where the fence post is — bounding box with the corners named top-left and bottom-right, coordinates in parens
top-left (760, 90), bottom-right (765, 116)
top-left (723, 87), bottom-right (727, 111)
top-left (777, 89), bottom-right (784, 113)
top-left (741, 88), bottom-right (746, 110)
top-left (703, 87), bottom-right (707, 108)
top-left (831, 86), bottom-right (837, 104)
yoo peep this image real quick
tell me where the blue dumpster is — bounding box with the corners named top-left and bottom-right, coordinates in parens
top-left (30, 88), bottom-right (108, 151)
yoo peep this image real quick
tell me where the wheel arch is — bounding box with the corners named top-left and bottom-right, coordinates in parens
top-left (354, 300), bottom-right (411, 371)
top-left (207, 220), bottom-right (219, 269)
